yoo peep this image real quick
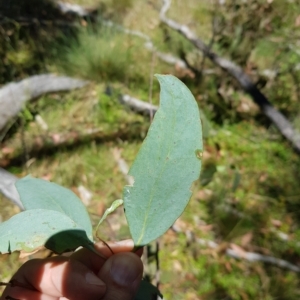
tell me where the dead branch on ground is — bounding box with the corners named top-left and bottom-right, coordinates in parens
top-left (197, 237), bottom-right (300, 272)
top-left (0, 168), bottom-right (23, 210)
top-left (0, 125), bottom-right (146, 168)
top-left (0, 1), bottom-right (98, 25)
top-left (119, 94), bottom-right (158, 115)
top-left (56, 1), bottom-right (96, 18)
top-left (111, 148), bottom-right (134, 185)
top-left (0, 74), bottom-right (88, 133)
top-left (101, 20), bottom-right (194, 75)
top-left (160, 0), bottom-right (300, 154)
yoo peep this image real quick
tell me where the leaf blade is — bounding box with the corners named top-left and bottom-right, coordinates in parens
top-left (15, 176), bottom-right (93, 240)
top-left (0, 209), bottom-right (92, 254)
top-left (123, 74), bottom-right (202, 246)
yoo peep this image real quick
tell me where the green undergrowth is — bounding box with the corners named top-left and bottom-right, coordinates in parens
top-left (52, 27), bottom-right (150, 86)
top-left (49, 22), bottom-right (175, 93)
top-left (158, 121), bottom-right (300, 299)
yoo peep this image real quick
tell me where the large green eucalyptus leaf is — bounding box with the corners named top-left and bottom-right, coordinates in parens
top-left (123, 75), bottom-right (202, 246)
top-left (0, 209), bottom-right (94, 254)
top-left (16, 176), bottom-right (93, 240)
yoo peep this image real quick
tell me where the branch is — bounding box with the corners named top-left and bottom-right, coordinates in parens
top-left (0, 74), bottom-right (89, 133)
top-left (0, 1), bottom-right (97, 24)
top-left (101, 20), bottom-right (188, 70)
top-left (196, 238), bottom-right (300, 272)
top-left (119, 94), bottom-right (158, 115)
top-left (0, 125), bottom-right (145, 168)
top-left (111, 147), bottom-right (134, 186)
top-left (0, 168), bottom-right (23, 210)
top-left (56, 2), bottom-right (96, 18)
top-left (160, 0), bottom-right (300, 154)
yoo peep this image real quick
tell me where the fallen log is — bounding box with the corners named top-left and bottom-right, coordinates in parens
top-left (0, 124), bottom-right (146, 206)
top-left (0, 124), bottom-right (147, 168)
top-left (119, 94), bottom-right (158, 115)
top-left (0, 74), bottom-right (88, 133)
top-left (160, 0), bottom-right (300, 154)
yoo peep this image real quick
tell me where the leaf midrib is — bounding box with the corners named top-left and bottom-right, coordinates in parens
top-left (136, 88), bottom-right (177, 245)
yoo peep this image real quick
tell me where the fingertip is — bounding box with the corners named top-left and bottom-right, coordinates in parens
top-left (98, 252), bottom-right (143, 300)
top-left (57, 258), bottom-right (107, 300)
top-left (109, 252), bottom-right (143, 287)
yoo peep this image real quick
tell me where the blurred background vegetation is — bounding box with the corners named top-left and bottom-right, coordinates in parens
top-left (1, 0), bottom-right (300, 299)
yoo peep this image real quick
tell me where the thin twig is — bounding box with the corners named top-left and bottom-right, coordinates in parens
top-left (199, 2), bottom-right (218, 74)
top-left (20, 116), bottom-right (29, 171)
top-left (111, 148), bottom-right (134, 185)
top-left (95, 234), bottom-right (114, 256)
top-left (155, 240), bottom-right (161, 296)
top-left (148, 51), bottom-right (156, 122)
top-left (101, 19), bottom-right (188, 70)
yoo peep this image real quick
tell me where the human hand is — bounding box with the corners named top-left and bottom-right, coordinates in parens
top-left (1, 240), bottom-right (143, 300)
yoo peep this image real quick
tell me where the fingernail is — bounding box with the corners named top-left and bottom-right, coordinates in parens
top-left (111, 253), bottom-right (140, 286)
top-left (85, 272), bottom-right (106, 286)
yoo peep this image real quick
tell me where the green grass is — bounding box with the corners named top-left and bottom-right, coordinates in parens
top-left (54, 28), bottom-right (142, 83)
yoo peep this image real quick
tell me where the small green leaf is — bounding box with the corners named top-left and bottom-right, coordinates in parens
top-left (16, 176), bottom-right (93, 240)
top-left (0, 209), bottom-right (91, 254)
top-left (123, 74), bottom-right (202, 246)
top-left (95, 199), bottom-right (123, 233)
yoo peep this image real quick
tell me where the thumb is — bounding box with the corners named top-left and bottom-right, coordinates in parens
top-left (98, 252), bottom-right (143, 300)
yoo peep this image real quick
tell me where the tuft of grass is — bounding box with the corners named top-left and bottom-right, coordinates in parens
top-left (53, 26), bottom-right (151, 87)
